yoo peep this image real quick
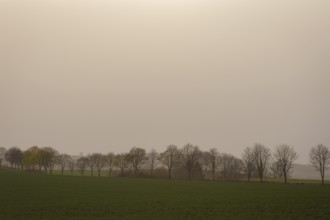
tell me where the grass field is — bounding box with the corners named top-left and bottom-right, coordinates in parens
top-left (51, 169), bottom-right (330, 185)
top-left (1, 168), bottom-right (330, 220)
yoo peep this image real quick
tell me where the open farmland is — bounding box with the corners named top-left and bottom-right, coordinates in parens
top-left (1, 168), bottom-right (330, 220)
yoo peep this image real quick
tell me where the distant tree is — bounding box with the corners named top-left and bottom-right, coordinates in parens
top-left (198, 151), bottom-right (212, 179)
top-left (181, 144), bottom-right (202, 179)
top-left (273, 145), bottom-right (298, 184)
top-left (94, 153), bottom-right (106, 177)
top-left (86, 154), bottom-right (98, 176)
top-left (159, 145), bottom-right (181, 179)
top-left (21, 150), bottom-right (29, 170)
top-left (0, 147), bottom-right (7, 167)
top-left (208, 148), bottom-right (220, 181)
top-left (5, 147), bottom-right (23, 169)
top-left (68, 159), bottom-right (75, 175)
top-left (104, 153), bottom-right (115, 177)
top-left (270, 160), bottom-right (283, 178)
top-left (22, 146), bottom-right (42, 171)
top-left (114, 153), bottom-right (129, 176)
top-left (253, 143), bottom-right (271, 183)
top-left (241, 147), bottom-right (255, 182)
top-left (48, 150), bottom-right (58, 175)
top-left (127, 147), bottom-right (147, 175)
top-left (147, 149), bottom-right (158, 177)
top-left (76, 157), bottom-right (89, 176)
top-left (41, 147), bottom-right (58, 175)
top-left (219, 153), bottom-right (242, 180)
top-left (39, 148), bottom-right (49, 172)
top-left (57, 154), bottom-right (72, 176)
top-left (310, 144), bottom-right (330, 185)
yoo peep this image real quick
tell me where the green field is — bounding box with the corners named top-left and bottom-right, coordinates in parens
top-left (1, 168), bottom-right (330, 220)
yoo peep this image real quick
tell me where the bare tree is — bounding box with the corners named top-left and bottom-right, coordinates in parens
top-left (49, 151), bottom-right (58, 175)
top-left (86, 154), bottom-right (97, 176)
top-left (114, 153), bottom-right (129, 176)
top-left (219, 153), bottom-right (242, 180)
top-left (181, 144), bottom-right (202, 179)
top-left (76, 157), bottom-right (89, 176)
top-left (94, 153), bottom-right (106, 177)
top-left (105, 152), bottom-right (115, 177)
top-left (127, 147), bottom-right (147, 175)
top-left (310, 144), bottom-right (330, 185)
top-left (68, 159), bottom-right (75, 175)
top-left (198, 151), bottom-right (212, 179)
top-left (57, 154), bottom-right (72, 176)
top-left (274, 144), bottom-right (298, 184)
top-left (208, 148), bottom-right (220, 181)
top-left (241, 147), bottom-right (255, 182)
top-left (0, 147), bottom-right (7, 167)
top-left (147, 149), bottom-right (158, 177)
top-left (253, 143), bottom-right (271, 183)
top-left (159, 145), bottom-right (181, 179)
top-left (270, 160), bottom-right (283, 178)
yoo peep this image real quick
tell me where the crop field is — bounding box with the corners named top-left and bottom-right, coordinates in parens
top-left (1, 168), bottom-right (330, 220)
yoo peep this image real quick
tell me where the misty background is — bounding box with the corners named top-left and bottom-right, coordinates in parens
top-left (1, 0), bottom-right (329, 164)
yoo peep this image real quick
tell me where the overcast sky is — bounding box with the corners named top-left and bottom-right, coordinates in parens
top-left (1, 0), bottom-right (329, 163)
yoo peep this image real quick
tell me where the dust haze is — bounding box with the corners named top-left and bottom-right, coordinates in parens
top-left (1, 0), bottom-right (329, 163)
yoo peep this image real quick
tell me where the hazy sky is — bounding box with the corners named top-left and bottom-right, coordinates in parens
top-left (1, 0), bottom-right (329, 163)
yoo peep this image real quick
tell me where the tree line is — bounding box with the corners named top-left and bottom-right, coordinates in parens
top-left (0, 143), bottom-right (329, 185)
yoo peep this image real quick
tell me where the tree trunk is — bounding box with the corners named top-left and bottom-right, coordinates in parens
top-left (98, 170), bottom-right (101, 177)
top-left (61, 168), bottom-right (64, 176)
top-left (212, 169), bottom-right (215, 181)
top-left (320, 166), bottom-right (324, 185)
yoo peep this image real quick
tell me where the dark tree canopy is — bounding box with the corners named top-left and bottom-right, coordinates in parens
top-left (5, 147), bottom-right (23, 168)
